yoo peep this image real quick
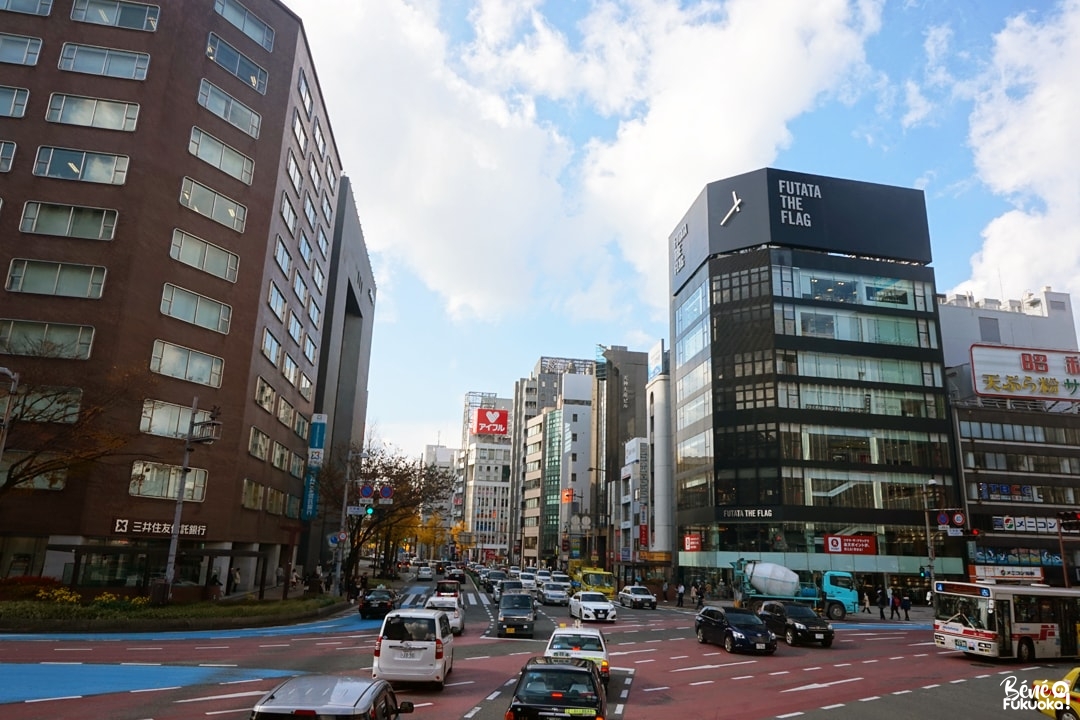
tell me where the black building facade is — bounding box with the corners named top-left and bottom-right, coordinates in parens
top-left (670, 168), bottom-right (960, 598)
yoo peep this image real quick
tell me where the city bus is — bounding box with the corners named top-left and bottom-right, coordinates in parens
top-left (932, 580), bottom-right (1080, 661)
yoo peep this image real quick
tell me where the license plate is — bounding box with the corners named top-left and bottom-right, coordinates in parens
top-left (814, 633), bottom-right (824, 639)
top-left (398, 651), bottom-right (415, 659)
top-left (755, 643), bottom-right (765, 650)
top-left (506, 628), bottom-right (515, 633)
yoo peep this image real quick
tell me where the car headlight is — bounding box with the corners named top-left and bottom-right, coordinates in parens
top-left (498, 614), bottom-right (505, 622)
top-left (732, 630), bottom-right (745, 639)
top-left (826, 623), bottom-right (833, 631)
top-left (768, 632), bottom-right (777, 640)
top-left (794, 622), bottom-right (807, 631)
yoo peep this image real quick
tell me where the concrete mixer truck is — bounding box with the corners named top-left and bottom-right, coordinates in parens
top-left (730, 559), bottom-right (859, 620)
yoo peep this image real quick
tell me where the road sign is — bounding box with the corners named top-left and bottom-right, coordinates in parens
top-left (358, 497), bottom-right (373, 505)
top-left (337, 531), bottom-right (348, 541)
top-left (346, 505), bottom-right (365, 516)
top-left (326, 533), bottom-right (339, 548)
top-left (378, 498), bottom-right (394, 505)
top-left (359, 484), bottom-right (375, 498)
top-left (947, 527), bottom-right (964, 536)
top-left (379, 485), bottom-right (394, 499)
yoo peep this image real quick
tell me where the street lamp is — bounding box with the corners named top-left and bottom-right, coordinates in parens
top-left (163, 397), bottom-right (221, 600)
top-left (923, 478), bottom-right (941, 588)
top-left (335, 450), bottom-right (368, 596)
top-left (0, 367), bottom-right (19, 480)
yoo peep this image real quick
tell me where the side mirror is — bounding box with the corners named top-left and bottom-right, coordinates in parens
top-left (398, 700), bottom-right (415, 714)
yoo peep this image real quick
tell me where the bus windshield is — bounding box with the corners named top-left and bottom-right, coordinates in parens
top-left (935, 593), bottom-right (994, 631)
top-left (582, 572), bottom-right (614, 589)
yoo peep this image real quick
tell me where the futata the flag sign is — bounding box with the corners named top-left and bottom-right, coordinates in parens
top-left (473, 408), bottom-right (509, 435)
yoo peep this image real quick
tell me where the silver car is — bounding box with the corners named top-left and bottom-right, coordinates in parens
top-left (539, 581), bottom-right (569, 606)
top-left (251, 675), bottom-right (413, 718)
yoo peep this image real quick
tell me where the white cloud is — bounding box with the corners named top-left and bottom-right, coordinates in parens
top-left (959, 0), bottom-right (1080, 307)
top-left (900, 79), bottom-right (932, 128)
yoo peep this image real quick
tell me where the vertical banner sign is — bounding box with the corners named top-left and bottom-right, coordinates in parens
top-left (302, 413), bottom-right (328, 520)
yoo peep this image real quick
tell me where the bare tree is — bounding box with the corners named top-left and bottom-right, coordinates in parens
top-left (0, 361), bottom-right (155, 506)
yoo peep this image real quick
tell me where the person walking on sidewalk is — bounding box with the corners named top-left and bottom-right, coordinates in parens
top-left (876, 588), bottom-right (887, 619)
top-left (861, 591), bottom-right (871, 614)
top-left (676, 582), bottom-right (685, 607)
top-left (662, 581), bottom-right (669, 602)
top-left (901, 593), bottom-right (911, 621)
top-left (889, 589), bottom-right (902, 619)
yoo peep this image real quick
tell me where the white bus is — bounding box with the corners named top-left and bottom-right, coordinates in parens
top-left (933, 580), bottom-right (1080, 662)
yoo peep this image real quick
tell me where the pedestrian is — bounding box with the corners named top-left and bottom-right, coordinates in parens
top-left (676, 582), bottom-right (685, 607)
top-left (291, 569), bottom-right (300, 588)
top-left (890, 590), bottom-right (901, 620)
top-left (876, 588), bottom-right (887, 619)
top-left (861, 591), bottom-right (871, 614)
top-left (360, 573), bottom-right (369, 593)
top-left (276, 566), bottom-right (284, 587)
top-left (662, 580), bottom-right (669, 602)
top-left (232, 567), bottom-right (241, 593)
top-left (208, 572), bottom-right (222, 601)
top-left (696, 584), bottom-right (705, 609)
top-left (926, 589), bottom-right (933, 606)
top-left (901, 593), bottom-right (911, 621)
top-left (225, 566), bottom-right (236, 595)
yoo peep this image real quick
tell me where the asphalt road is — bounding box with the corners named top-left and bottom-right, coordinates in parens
top-left (0, 577), bottom-right (1074, 720)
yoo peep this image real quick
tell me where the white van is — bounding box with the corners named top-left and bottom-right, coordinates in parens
top-left (372, 609), bottom-right (455, 690)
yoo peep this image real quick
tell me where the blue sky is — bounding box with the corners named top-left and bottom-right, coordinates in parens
top-left (286, 0), bottom-right (1080, 456)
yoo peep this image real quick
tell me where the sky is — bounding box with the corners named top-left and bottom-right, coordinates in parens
top-left (283, 0), bottom-right (1080, 457)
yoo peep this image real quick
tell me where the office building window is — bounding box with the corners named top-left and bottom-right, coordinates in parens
top-left (214, 0), bottom-right (274, 52)
top-left (286, 151), bottom-right (302, 192)
top-left (303, 336), bottom-right (316, 363)
top-left (180, 177), bottom-right (246, 232)
top-left (326, 160), bottom-right (337, 194)
top-left (293, 412), bottom-right (308, 440)
top-left (276, 397), bottom-right (294, 428)
top-left (307, 299), bottom-right (320, 328)
top-left (255, 376), bottom-right (276, 412)
top-left (6, 259), bottom-right (106, 298)
top-left (276, 198), bottom-right (301, 242)
top-left (261, 327), bottom-right (281, 365)
top-left (308, 156), bottom-right (321, 191)
top-left (47, 93), bottom-right (138, 131)
top-left (1, 0), bottom-right (53, 15)
top-left (321, 194), bottom-right (333, 223)
top-left (21, 201), bottom-right (117, 240)
top-left (206, 33), bottom-right (266, 94)
top-left (312, 118), bottom-right (325, 157)
top-left (303, 194), bottom-right (317, 227)
top-left (287, 311), bottom-right (302, 343)
top-left (296, 67), bottom-right (311, 116)
top-left (34, 146), bottom-right (129, 185)
top-left (0, 85), bottom-right (29, 117)
top-left (312, 263), bottom-right (325, 293)
top-left (282, 354), bottom-right (299, 386)
top-left (160, 283), bottom-right (232, 333)
top-left (291, 109), bottom-right (307, 151)
top-left (197, 79), bottom-right (261, 138)
top-left (130, 461), bottom-right (206, 501)
top-left (71, 0), bottom-right (158, 31)
top-left (274, 235), bottom-right (291, 275)
top-left (189, 127), bottom-right (253, 183)
top-left (298, 232), bottom-right (312, 266)
top-left (150, 339), bottom-right (224, 387)
top-left (248, 427), bottom-right (270, 461)
top-left (0, 141), bottom-right (13, 172)
top-left (271, 441), bottom-right (289, 470)
top-left (59, 43), bottom-right (149, 79)
top-left (170, 228), bottom-right (238, 282)
top-left (268, 282), bottom-right (286, 321)
top-left (299, 373), bottom-right (313, 401)
top-left (0, 319), bottom-right (94, 358)
top-left (139, 399), bottom-right (213, 438)
top-left (0, 33), bottom-right (42, 66)
top-left (292, 273), bottom-right (308, 306)
top-left (317, 226), bottom-right (329, 256)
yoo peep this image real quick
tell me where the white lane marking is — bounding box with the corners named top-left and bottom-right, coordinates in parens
top-left (195, 646), bottom-right (229, 650)
top-left (783, 678), bottom-right (863, 693)
top-left (174, 690), bottom-right (267, 703)
top-left (27, 696), bottom-right (82, 703)
top-left (131, 686), bottom-right (181, 693)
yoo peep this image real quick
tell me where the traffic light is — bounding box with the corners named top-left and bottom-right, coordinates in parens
top-left (1059, 511), bottom-right (1080, 530)
top-left (365, 505), bottom-right (375, 516)
top-left (919, 566), bottom-right (927, 578)
top-left (968, 528), bottom-right (981, 538)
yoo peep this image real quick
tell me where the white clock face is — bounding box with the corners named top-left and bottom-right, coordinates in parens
top-left (720, 190), bottom-right (743, 226)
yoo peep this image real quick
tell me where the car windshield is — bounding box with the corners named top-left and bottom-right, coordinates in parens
top-left (629, 587), bottom-right (649, 595)
top-left (425, 600), bottom-right (457, 612)
top-left (502, 594), bottom-right (534, 609)
top-left (543, 583), bottom-right (564, 591)
top-left (580, 593), bottom-right (607, 603)
top-left (785, 604), bottom-right (818, 618)
top-left (727, 611), bottom-right (766, 627)
top-left (518, 670), bottom-right (598, 706)
top-left (367, 590), bottom-right (392, 599)
top-left (582, 573), bottom-right (614, 588)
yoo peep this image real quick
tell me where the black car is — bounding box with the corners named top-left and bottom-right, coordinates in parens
top-left (358, 588), bottom-right (398, 619)
top-left (758, 601), bottom-right (835, 647)
top-left (251, 675), bottom-right (413, 718)
top-left (484, 570), bottom-right (507, 593)
top-left (446, 567), bottom-right (466, 583)
top-left (505, 656), bottom-right (606, 720)
top-left (695, 605), bottom-right (777, 655)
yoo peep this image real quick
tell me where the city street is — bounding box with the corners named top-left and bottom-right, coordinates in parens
top-left (0, 580), bottom-right (1072, 720)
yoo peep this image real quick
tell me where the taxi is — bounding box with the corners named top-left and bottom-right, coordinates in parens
top-left (1030, 666), bottom-right (1079, 718)
top-left (543, 623), bottom-right (610, 687)
top-left (504, 656), bottom-right (606, 720)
